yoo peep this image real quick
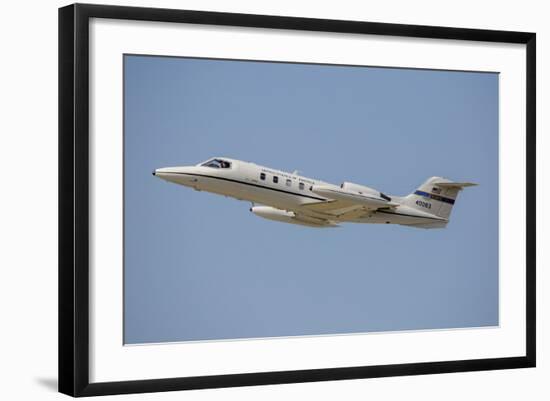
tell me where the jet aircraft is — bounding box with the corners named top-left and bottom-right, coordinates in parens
top-left (153, 157), bottom-right (476, 228)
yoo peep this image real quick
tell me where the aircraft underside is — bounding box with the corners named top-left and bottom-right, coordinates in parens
top-left (195, 178), bottom-right (447, 228)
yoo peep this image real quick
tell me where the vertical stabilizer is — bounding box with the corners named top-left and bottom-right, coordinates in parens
top-left (403, 177), bottom-right (477, 220)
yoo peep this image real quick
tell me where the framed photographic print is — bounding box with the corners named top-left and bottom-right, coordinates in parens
top-left (58, 3), bottom-right (536, 397)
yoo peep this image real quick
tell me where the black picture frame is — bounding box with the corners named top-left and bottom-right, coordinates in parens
top-left (59, 3), bottom-right (536, 397)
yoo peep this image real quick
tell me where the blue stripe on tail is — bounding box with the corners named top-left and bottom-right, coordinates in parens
top-left (414, 190), bottom-right (455, 205)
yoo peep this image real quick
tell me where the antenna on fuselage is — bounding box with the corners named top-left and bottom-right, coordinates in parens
top-left (292, 170), bottom-right (300, 175)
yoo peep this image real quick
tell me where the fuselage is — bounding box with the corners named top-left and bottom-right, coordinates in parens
top-left (153, 157), bottom-right (450, 227)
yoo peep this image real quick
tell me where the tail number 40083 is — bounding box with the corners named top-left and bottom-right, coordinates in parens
top-left (416, 200), bottom-right (432, 209)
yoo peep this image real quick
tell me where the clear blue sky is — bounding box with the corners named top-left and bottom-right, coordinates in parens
top-left (124, 55), bottom-right (499, 344)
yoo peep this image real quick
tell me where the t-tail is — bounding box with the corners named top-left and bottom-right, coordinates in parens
top-left (402, 176), bottom-right (477, 228)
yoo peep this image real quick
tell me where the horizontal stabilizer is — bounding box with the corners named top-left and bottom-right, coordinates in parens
top-left (405, 221), bottom-right (448, 229)
top-left (433, 181), bottom-right (477, 189)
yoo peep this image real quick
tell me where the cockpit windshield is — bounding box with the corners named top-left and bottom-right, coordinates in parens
top-left (201, 158), bottom-right (231, 169)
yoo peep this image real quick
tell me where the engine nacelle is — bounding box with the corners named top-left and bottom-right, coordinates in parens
top-left (340, 182), bottom-right (380, 197)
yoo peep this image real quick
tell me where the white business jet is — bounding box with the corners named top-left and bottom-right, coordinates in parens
top-left (153, 157), bottom-right (476, 228)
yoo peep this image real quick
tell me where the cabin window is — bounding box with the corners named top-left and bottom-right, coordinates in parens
top-left (260, 173), bottom-right (266, 180)
top-left (273, 176), bottom-right (279, 184)
top-left (286, 179), bottom-right (292, 187)
top-left (299, 182), bottom-right (305, 190)
top-left (380, 193), bottom-right (392, 201)
top-left (201, 158), bottom-right (231, 169)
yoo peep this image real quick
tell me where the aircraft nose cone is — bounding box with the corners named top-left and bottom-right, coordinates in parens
top-left (152, 166), bottom-right (198, 186)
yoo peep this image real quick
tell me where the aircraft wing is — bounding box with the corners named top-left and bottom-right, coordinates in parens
top-left (291, 213), bottom-right (339, 227)
top-left (303, 185), bottom-right (397, 216)
top-left (250, 205), bottom-right (339, 227)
